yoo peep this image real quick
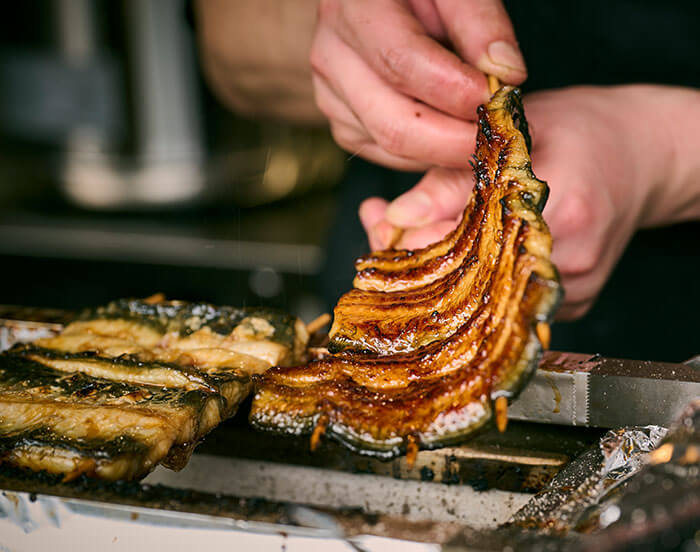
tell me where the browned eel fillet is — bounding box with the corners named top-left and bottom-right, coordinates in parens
top-left (0, 298), bottom-right (308, 480)
top-left (249, 86), bottom-right (561, 459)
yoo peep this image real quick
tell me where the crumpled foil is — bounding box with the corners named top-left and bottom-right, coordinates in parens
top-left (511, 425), bottom-right (667, 532)
top-left (445, 400), bottom-right (700, 552)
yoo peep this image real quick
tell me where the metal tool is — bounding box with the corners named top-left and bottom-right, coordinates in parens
top-left (509, 351), bottom-right (700, 428)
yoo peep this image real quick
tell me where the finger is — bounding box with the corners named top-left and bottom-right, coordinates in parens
top-left (556, 270), bottom-right (605, 306)
top-left (331, 122), bottom-right (433, 171)
top-left (397, 218), bottom-right (460, 249)
top-left (360, 198), bottom-right (395, 250)
top-left (311, 27), bottom-right (477, 168)
top-left (359, 197), bottom-right (389, 233)
top-left (369, 219), bottom-right (403, 250)
top-left (406, 0), bottom-right (446, 39)
top-left (312, 73), bottom-right (364, 130)
top-left (314, 73), bottom-right (432, 171)
top-left (555, 300), bottom-right (594, 321)
top-left (384, 167), bottom-right (473, 227)
top-left (433, 0), bottom-right (526, 84)
top-left (320, 0), bottom-right (489, 119)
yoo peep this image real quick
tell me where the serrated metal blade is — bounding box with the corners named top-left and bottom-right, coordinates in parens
top-left (509, 351), bottom-right (700, 428)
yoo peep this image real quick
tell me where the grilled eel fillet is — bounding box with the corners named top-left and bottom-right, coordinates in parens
top-left (0, 298), bottom-right (308, 480)
top-left (250, 86), bottom-right (561, 459)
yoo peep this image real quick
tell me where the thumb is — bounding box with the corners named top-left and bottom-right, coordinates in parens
top-left (433, 0), bottom-right (526, 84)
top-left (384, 167), bottom-right (472, 228)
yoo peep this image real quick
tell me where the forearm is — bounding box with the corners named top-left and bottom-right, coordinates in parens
top-left (620, 85), bottom-right (700, 227)
top-left (195, 0), bottom-right (325, 124)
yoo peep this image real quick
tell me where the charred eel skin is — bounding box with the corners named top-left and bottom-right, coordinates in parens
top-left (249, 86), bottom-right (562, 460)
top-left (0, 298), bottom-right (309, 480)
top-left (81, 299), bottom-right (304, 352)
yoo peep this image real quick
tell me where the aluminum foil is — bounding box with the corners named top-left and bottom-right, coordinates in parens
top-left (445, 400), bottom-right (700, 551)
top-left (511, 424), bottom-right (667, 531)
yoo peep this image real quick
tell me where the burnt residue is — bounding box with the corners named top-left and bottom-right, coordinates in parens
top-left (0, 431), bottom-right (150, 463)
top-left (199, 418), bottom-right (593, 494)
top-left (0, 464), bottom-right (465, 544)
top-left (503, 87), bottom-right (532, 153)
top-left (0, 464), bottom-right (295, 524)
top-left (543, 372), bottom-right (562, 414)
top-left (442, 455), bottom-right (461, 486)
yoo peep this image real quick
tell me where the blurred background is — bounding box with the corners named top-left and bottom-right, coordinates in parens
top-left (0, 0), bottom-right (348, 322)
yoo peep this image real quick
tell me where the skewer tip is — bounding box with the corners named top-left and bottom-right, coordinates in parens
top-left (143, 293), bottom-right (166, 304)
top-left (649, 443), bottom-right (673, 465)
top-left (536, 322), bottom-right (551, 350)
top-left (487, 75), bottom-right (502, 96)
top-left (310, 414), bottom-right (329, 452)
top-left (387, 225), bottom-right (404, 249)
top-left (306, 313), bottom-right (332, 335)
top-left (495, 396), bottom-right (508, 433)
top-left (405, 434), bottom-right (419, 468)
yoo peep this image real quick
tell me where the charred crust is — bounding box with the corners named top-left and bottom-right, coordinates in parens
top-left (251, 87), bottom-right (561, 459)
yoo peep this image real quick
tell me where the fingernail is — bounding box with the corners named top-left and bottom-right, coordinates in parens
top-left (386, 191), bottom-right (433, 226)
top-left (487, 41), bottom-right (526, 74)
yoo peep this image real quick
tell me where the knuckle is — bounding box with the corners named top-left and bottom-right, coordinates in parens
top-left (556, 188), bottom-right (598, 237)
top-left (313, 92), bottom-right (334, 120)
top-left (377, 45), bottom-right (414, 88)
top-left (372, 119), bottom-right (406, 156)
top-left (329, 123), bottom-right (359, 152)
top-left (551, 186), bottom-right (612, 277)
top-left (309, 44), bottom-right (325, 76)
top-left (440, 169), bottom-right (470, 197)
top-left (559, 275), bottom-right (595, 305)
top-left (560, 243), bottom-right (602, 277)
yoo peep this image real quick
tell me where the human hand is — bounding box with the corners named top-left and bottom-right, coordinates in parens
top-left (311, 0), bottom-right (526, 171)
top-left (360, 86), bottom-right (680, 320)
top-left (197, 0), bottom-right (325, 123)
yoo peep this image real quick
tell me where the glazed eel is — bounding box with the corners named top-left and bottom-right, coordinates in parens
top-left (250, 86), bottom-right (561, 460)
top-left (0, 298), bottom-right (308, 480)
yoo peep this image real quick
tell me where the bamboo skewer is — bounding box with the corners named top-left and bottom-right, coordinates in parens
top-left (386, 225), bottom-right (404, 249)
top-left (310, 414), bottom-right (329, 452)
top-left (143, 293), bottom-right (166, 304)
top-left (306, 313), bottom-right (331, 335)
top-left (495, 396), bottom-right (508, 433)
top-left (536, 322), bottom-right (551, 350)
top-left (405, 434), bottom-right (419, 468)
top-left (488, 74), bottom-right (502, 95)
